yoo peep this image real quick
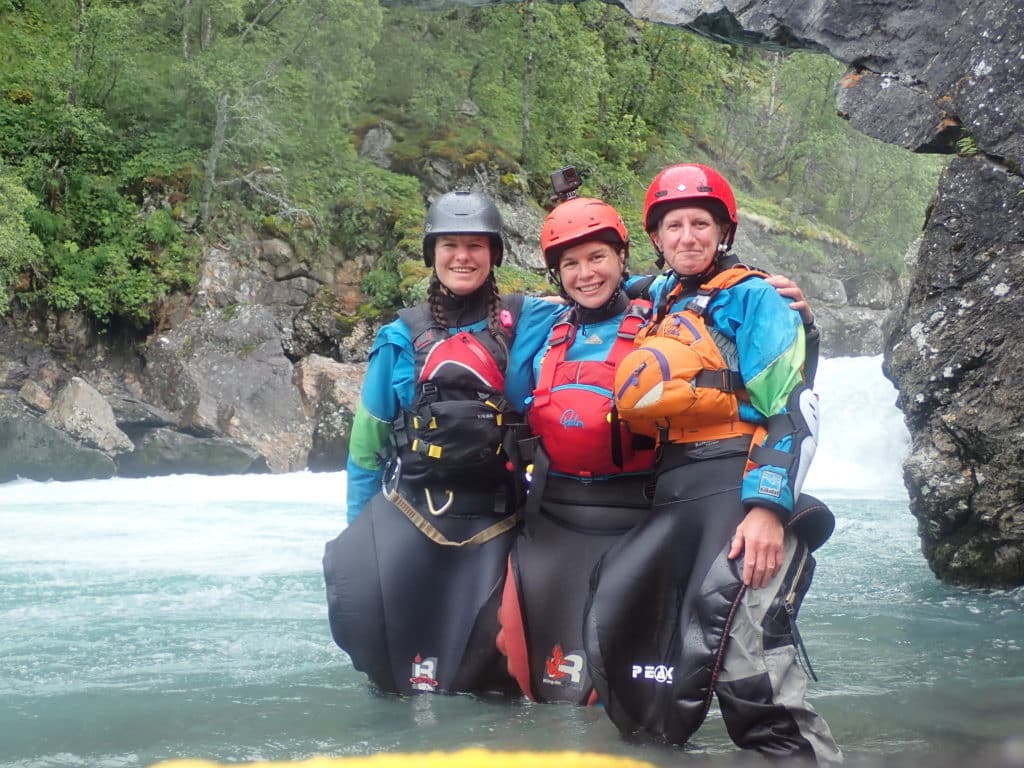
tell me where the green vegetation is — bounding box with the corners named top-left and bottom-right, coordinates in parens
top-left (957, 135), bottom-right (979, 157)
top-left (0, 0), bottom-right (946, 330)
top-left (496, 263), bottom-right (551, 297)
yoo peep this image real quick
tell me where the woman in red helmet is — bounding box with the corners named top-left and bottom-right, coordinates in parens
top-left (496, 195), bottom-right (657, 704)
top-left (584, 164), bottom-right (841, 763)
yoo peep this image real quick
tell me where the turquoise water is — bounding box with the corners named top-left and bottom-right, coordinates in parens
top-left (2, 358), bottom-right (1023, 767)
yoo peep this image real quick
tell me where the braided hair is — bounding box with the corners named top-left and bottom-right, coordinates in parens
top-left (427, 273), bottom-right (448, 330)
top-left (482, 272), bottom-right (509, 360)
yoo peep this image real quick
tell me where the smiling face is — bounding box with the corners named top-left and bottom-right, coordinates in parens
top-left (651, 206), bottom-right (725, 277)
top-left (558, 239), bottom-right (626, 308)
top-left (432, 234), bottom-right (493, 296)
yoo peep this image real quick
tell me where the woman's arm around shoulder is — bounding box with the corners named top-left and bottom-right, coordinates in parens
top-left (504, 295), bottom-right (565, 410)
top-left (715, 277), bottom-right (804, 417)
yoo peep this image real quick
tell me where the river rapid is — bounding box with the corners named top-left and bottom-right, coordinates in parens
top-left (2, 357), bottom-right (1022, 768)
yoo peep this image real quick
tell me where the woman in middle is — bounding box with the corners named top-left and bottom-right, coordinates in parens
top-left (496, 195), bottom-right (658, 704)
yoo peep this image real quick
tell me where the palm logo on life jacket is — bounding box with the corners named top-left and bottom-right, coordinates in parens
top-left (613, 267), bottom-right (766, 445)
top-left (528, 300), bottom-right (655, 478)
top-left (392, 299), bottom-right (524, 485)
top-left (559, 410), bottom-right (585, 429)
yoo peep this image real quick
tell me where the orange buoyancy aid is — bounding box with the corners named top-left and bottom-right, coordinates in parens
top-left (613, 266), bottom-right (769, 446)
top-left (528, 299), bottom-right (655, 477)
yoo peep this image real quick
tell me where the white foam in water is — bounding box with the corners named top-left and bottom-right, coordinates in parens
top-left (0, 356), bottom-right (908, 506)
top-left (0, 471), bottom-right (347, 575)
top-left (805, 355), bottom-right (910, 500)
top-left (0, 469), bottom-right (345, 506)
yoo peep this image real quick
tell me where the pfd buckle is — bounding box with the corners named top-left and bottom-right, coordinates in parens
top-left (548, 319), bottom-right (575, 347)
top-left (686, 293), bottom-right (711, 315)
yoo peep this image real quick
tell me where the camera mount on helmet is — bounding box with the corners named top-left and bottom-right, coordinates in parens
top-left (540, 168), bottom-right (631, 304)
top-left (549, 166), bottom-right (583, 203)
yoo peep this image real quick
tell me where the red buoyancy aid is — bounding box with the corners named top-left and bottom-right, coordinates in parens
top-left (613, 266), bottom-right (768, 446)
top-left (528, 300), bottom-right (656, 477)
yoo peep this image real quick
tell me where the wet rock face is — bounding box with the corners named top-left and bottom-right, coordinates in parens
top-left (616, 0), bottom-right (1024, 162)
top-left (143, 304), bottom-right (314, 473)
top-left (0, 397), bottom-right (116, 482)
top-left (885, 157), bottom-right (1024, 587)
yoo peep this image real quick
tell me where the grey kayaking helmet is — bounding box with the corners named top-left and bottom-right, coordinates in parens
top-left (422, 190), bottom-right (504, 267)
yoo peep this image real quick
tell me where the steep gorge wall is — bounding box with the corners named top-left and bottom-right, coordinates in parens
top-left (603, 0), bottom-right (1023, 586)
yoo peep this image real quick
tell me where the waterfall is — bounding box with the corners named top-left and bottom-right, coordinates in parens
top-left (805, 355), bottom-right (910, 500)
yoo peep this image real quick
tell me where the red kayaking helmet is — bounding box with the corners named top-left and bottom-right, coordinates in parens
top-left (643, 164), bottom-right (738, 247)
top-left (540, 197), bottom-right (629, 270)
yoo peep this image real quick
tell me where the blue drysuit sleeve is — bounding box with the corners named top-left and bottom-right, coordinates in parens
top-left (706, 278), bottom-right (813, 519)
top-left (345, 319), bottom-right (414, 523)
top-left (505, 296), bottom-right (565, 410)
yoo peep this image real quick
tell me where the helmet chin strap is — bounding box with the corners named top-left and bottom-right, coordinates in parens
top-left (547, 269), bottom-right (568, 300)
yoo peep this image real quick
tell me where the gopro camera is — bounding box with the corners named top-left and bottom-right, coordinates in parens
top-left (550, 166), bottom-right (582, 201)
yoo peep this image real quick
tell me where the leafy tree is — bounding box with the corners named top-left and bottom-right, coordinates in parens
top-left (0, 162), bottom-right (44, 310)
top-left (173, 0), bottom-right (383, 227)
top-left (1, 0), bottom-right (947, 329)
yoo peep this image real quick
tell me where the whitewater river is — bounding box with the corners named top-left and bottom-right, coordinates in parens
top-left (2, 357), bottom-right (1022, 767)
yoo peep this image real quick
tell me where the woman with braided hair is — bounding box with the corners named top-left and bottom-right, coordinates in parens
top-left (323, 190), bottom-right (562, 696)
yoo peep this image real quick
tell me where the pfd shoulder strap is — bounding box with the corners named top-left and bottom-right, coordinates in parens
top-left (618, 298), bottom-right (651, 342)
top-left (491, 292), bottom-right (525, 376)
top-left (532, 308), bottom-right (577, 409)
top-left (703, 263), bottom-right (770, 290)
top-left (625, 273), bottom-right (659, 301)
top-left (500, 293), bottom-right (526, 341)
top-left (533, 300), bottom-right (651, 409)
top-left (686, 264), bottom-right (771, 317)
top-left (398, 304), bottom-right (446, 352)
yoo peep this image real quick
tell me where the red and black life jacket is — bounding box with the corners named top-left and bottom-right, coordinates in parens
top-left (392, 296), bottom-right (525, 485)
top-left (528, 299), bottom-right (655, 478)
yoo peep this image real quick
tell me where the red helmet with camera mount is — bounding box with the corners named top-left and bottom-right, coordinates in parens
top-left (643, 164), bottom-right (738, 246)
top-left (540, 197), bottom-right (629, 270)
